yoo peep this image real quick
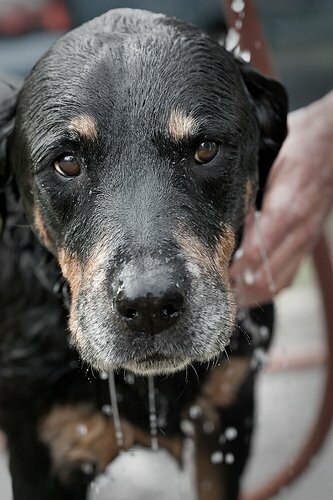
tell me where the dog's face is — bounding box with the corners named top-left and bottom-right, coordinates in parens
top-left (0, 9), bottom-right (287, 375)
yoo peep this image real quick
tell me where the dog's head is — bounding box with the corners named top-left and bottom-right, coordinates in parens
top-left (0, 9), bottom-right (287, 375)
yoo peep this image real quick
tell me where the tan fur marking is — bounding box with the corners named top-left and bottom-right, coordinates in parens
top-left (177, 231), bottom-right (216, 275)
top-left (68, 115), bottom-right (97, 140)
top-left (177, 227), bottom-right (236, 328)
top-left (57, 244), bottom-right (106, 341)
top-left (214, 229), bottom-right (236, 279)
top-left (40, 404), bottom-right (184, 484)
top-left (213, 229), bottom-right (237, 326)
top-left (177, 226), bottom-right (236, 282)
top-left (57, 250), bottom-right (82, 300)
top-left (57, 250), bottom-right (85, 341)
top-left (202, 357), bottom-right (251, 407)
top-left (39, 404), bottom-right (134, 483)
top-left (33, 208), bottom-right (53, 250)
top-left (168, 109), bottom-right (197, 140)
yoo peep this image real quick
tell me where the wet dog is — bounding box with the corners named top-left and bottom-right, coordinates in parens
top-left (0, 8), bottom-right (287, 500)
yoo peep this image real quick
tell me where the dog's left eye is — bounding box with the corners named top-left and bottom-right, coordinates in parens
top-left (54, 155), bottom-right (81, 178)
top-left (194, 141), bottom-right (219, 164)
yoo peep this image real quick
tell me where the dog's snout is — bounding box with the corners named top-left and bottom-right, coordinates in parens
top-left (114, 274), bottom-right (186, 334)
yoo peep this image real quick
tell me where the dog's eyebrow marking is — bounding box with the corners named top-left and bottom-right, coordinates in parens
top-left (68, 115), bottom-right (98, 140)
top-left (168, 109), bottom-right (198, 140)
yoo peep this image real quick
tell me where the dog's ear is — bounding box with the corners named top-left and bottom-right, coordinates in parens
top-left (238, 62), bottom-right (288, 208)
top-left (0, 79), bottom-right (20, 232)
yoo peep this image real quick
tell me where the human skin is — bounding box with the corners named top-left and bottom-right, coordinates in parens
top-left (230, 90), bottom-right (333, 307)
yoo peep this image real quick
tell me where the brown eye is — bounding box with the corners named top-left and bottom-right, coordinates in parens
top-left (194, 141), bottom-right (219, 164)
top-left (54, 155), bottom-right (81, 178)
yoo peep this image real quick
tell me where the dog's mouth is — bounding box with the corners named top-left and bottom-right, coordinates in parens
top-left (123, 352), bottom-right (191, 376)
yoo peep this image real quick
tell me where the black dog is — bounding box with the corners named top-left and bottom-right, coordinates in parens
top-left (0, 8), bottom-right (287, 500)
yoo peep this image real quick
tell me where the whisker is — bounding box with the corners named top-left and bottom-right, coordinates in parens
top-left (190, 364), bottom-right (200, 384)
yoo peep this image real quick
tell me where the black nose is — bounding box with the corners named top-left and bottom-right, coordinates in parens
top-left (114, 277), bottom-right (186, 334)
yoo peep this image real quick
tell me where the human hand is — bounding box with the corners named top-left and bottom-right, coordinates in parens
top-left (230, 90), bottom-right (333, 307)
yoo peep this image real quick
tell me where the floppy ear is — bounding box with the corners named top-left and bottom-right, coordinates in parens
top-left (238, 62), bottom-right (288, 208)
top-left (0, 79), bottom-right (20, 232)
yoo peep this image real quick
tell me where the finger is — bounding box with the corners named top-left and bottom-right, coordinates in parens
top-left (230, 203), bottom-right (288, 279)
top-left (232, 221), bottom-right (311, 307)
top-left (233, 252), bottom-right (303, 308)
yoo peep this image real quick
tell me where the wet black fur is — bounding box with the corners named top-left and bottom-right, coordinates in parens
top-left (0, 9), bottom-right (287, 500)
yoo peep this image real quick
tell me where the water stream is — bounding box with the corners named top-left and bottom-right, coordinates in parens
top-left (108, 370), bottom-right (124, 448)
top-left (148, 375), bottom-right (159, 451)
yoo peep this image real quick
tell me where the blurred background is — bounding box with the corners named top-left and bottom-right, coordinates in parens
top-left (0, 0), bottom-right (332, 498)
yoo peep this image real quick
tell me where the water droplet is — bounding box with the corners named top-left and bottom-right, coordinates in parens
top-left (76, 423), bottom-right (88, 436)
top-left (225, 427), bottom-right (238, 440)
top-left (81, 462), bottom-right (94, 475)
top-left (211, 451), bottom-right (223, 464)
top-left (102, 404), bottom-right (113, 416)
top-left (255, 348), bottom-right (268, 366)
top-left (218, 434), bottom-right (226, 445)
top-left (180, 419), bottom-right (195, 437)
top-left (189, 405), bottom-right (202, 419)
top-left (148, 376), bottom-right (159, 450)
top-left (235, 19), bottom-right (243, 30)
top-left (225, 453), bottom-right (235, 464)
top-left (108, 371), bottom-right (124, 448)
top-left (125, 372), bottom-right (135, 385)
top-left (225, 28), bottom-right (240, 52)
top-left (259, 325), bottom-right (269, 339)
top-left (203, 421), bottom-right (215, 434)
top-left (240, 50), bottom-right (251, 62)
top-left (100, 371), bottom-right (108, 380)
top-left (231, 0), bottom-right (245, 14)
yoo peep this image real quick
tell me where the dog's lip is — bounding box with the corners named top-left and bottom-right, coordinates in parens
top-left (136, 352), bottom-right (171, 363)
top-left (123, 352), bottom-right (191, 375)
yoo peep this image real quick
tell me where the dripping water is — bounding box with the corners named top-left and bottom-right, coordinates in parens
top-left (224, 0), bottom-right (252, 63)
top-left (148, 376), bottom-right (159, 451)
top-left (108, 370), bottom-right (124, 448)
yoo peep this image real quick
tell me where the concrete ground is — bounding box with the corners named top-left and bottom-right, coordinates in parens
top-left (1, 257), bottom-right (333, 499)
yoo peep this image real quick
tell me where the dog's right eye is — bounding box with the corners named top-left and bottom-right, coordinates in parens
top-left (54, 155), bottom-right (81, 178)
top-left (194, 141), bottom-right (219, 164)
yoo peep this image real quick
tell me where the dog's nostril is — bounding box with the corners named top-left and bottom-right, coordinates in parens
top-left (162, 304), bottom-right (177, 317)
top-left (161, 293), bottom-right (184, 318)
